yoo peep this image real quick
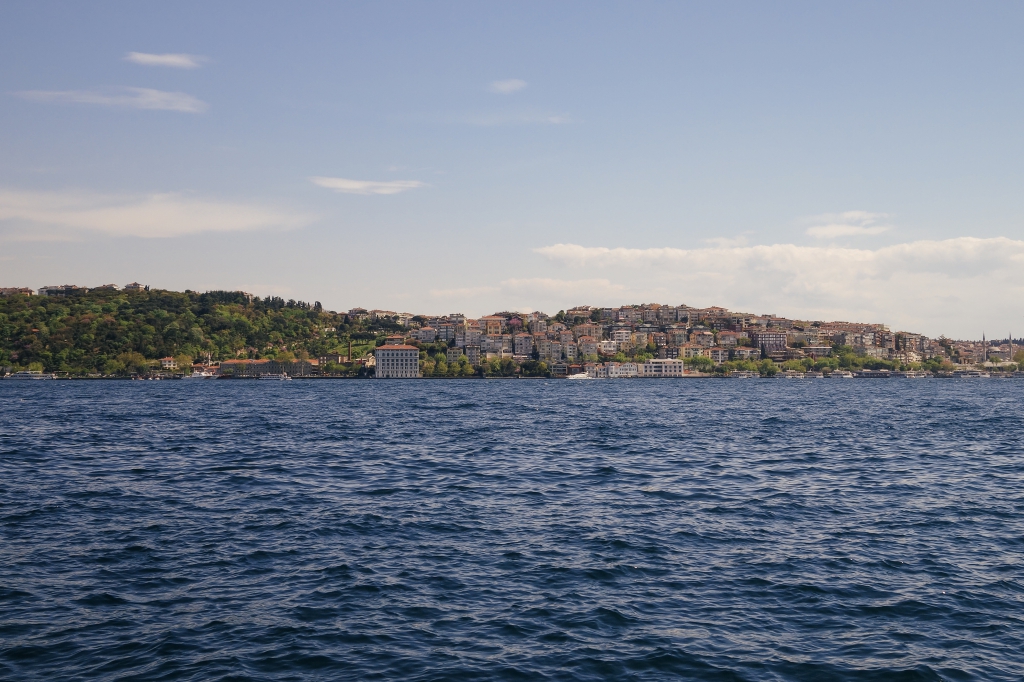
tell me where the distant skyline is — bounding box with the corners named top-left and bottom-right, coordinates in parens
top-left (2, 2), bottom-right (1024, 338)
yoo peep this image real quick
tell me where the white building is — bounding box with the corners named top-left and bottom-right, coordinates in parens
top-left (640, 359), bottom-right (686, 377)
top-left (375, 345), bottom-right (421, 378)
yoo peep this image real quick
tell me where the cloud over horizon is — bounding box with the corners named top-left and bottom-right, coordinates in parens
top-left (0, 188), bottom-right (312, 239)
top-left (16, 87), bottom-right (207, 113)
top-left (124, 52), bottom-right (206, 69)
top-left (309, 177), bottom-right (426, 195)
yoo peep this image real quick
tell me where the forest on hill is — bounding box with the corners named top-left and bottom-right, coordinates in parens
top-left (0, 289), bottom-right (396, 375)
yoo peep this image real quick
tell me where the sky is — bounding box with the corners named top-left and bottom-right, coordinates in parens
top-left (2, 1), bottom-right (1024, 338)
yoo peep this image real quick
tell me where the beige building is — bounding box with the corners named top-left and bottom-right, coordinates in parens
top-left (375, 345), bottom-right (421, 378)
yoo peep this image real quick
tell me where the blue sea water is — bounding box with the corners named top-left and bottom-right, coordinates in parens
top-left (1, 379), bottom-right (1023, 681)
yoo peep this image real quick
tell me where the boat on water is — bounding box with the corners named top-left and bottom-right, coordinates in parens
top-left (185, 369), bottom-right (216, 379)
top-left (566, 373), bottom-right (592, 380)
top-left (4, 370), bottom-right (56, 380)
top-left (854, 370), bottom-right (891, 378)
top-left (952, 370), bottom-right (990, 378)
top-left (729, 371), bottom-right (759, 378)
top-left (829, 371), bottom-right (854, 378)
top-left (258, 373), bottom-right (292, 380)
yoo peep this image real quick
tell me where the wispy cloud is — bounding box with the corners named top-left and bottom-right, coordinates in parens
top-left (488, 79), bottom-right (527, 94)
top-left (16, 87), bottom-right (207, 113)
top-left (124, 52), bottom-right (206, 69)
top-left (805, 210), bottom-right (890, 238)
top-left (459, 110), bottom-right (572, 126)
top-left (0, 188), bottom-right (311, 239)
top-left (534, 238), bottom-right (1024, 337)
top-left (309, 177), bottom-right (426, 195)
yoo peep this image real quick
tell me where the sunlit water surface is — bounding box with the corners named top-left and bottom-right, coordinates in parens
top-left (1, 380), bottom-right (1023, 680)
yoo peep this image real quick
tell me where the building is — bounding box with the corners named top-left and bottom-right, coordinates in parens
top-left (375, 345), bottom-right (421, 378)
top-left (446, 347), bottom-right (464, 363)
top-left (0, 287), bottom-right (33, 297)
top-left (124, 282), bottom-right (146, 291)
top-left (689, 330), bottom-right (715, 347)
top-left (160, 357), bottom-right (177, 370)
top-left (640, 359), bottom-right (686, 377)
top-left (732, 347), bottom-right (760, 361)
top-left (578, 336), bottom-right (599, 357)
top-left (38, 284), bottom-right (81, 297)
top-left (480, 316), bottom-right (505, 335)
top-left (412, 327), bottom-right (437, 343)
top-left (514, 333), bottom-right (534, 356)
top-left (465, 346), bottom-right (481, 365)
top-left (749, 331), bottom-right (787, 353)
top-left (707, 347), bottom-right (729, 364)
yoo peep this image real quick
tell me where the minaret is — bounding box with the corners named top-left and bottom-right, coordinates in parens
top-left (983, 332), bottom-right (987, 362)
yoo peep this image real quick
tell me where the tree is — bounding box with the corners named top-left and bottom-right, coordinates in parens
top-left (687, 356), bottom-right (714, 372)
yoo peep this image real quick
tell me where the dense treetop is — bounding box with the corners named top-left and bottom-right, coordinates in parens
top-left (0, 289), bottom-right (396, 374)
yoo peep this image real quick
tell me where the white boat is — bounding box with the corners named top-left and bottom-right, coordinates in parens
top-left (4, 370), bottom-right (55, 380)
top-left (829, 371), bottom-right (854, 378)
top-left (258, 373), bottom-right (292, 380)
top-left (185, 369), bottom-right (216, 379)
top-left (566, 373), bottom-right (592, 380)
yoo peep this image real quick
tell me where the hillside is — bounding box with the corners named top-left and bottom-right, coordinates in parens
top-left (0, 289), bottom-right (396, 375)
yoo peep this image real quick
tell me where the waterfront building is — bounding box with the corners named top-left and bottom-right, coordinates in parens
top-left (640, 359), bottom-right (686, 377)
top-left (375, 344), bottom-right (421, 378)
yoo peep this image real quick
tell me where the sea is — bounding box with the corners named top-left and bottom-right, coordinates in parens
top-left (1, 379), bottom-right (1023, 681)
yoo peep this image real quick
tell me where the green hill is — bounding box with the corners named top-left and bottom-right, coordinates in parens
top-left (0, 289), bottom-right (398, 375)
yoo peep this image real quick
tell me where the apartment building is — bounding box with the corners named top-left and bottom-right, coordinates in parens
top-left (375, 345), bottom-right (421, 378)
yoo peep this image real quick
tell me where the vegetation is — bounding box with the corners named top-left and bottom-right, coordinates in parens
top-left (0, 289), bottom-right (396, 375)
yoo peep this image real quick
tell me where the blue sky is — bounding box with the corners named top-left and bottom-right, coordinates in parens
top-left (2, 1), bottom-right (1023, 337)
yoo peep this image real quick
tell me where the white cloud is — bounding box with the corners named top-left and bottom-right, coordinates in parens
top-left (427, 278), bottom-right (630, 316)
top-left (0, 189), bottom-right (312, 239)
top-left (534, 238), bottom-right (1024, 338)
top-left (124, 52), bottom-right (206, 69)
top-left (16, 87), bottom-right (207, 113)
top-left (459, 110), bottom-right (572, 126)
top-left (488, 79), bottom-right (527, 94)
top-left (805, 210), bottom-right (890, 238)
top-left (309, 177), bottom-right (426, 195)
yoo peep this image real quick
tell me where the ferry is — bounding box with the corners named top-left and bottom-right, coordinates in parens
top-left (258, 373), bottom-right (292, 380)
top-left (952, 370), bottom-right (990, 378)
top-left (854, 369), bottom-right (891, 378)
top-left (729, 371), bottom-right (759, 378)
top-left (829, 370), bottom-right (854, 378)
top-left (4, 370), bottom-right (56, 380)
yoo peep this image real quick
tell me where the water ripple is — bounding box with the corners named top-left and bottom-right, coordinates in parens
top-left (1, 380), bottom-right (1023, 680)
